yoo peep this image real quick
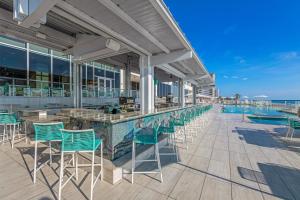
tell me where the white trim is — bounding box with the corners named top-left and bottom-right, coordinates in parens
top-left (97, 0), bottom-right (170, 54)
top-left (55, 1), bottom-right (152, 56)
top-left (18, 0), bottom-right (59, 28)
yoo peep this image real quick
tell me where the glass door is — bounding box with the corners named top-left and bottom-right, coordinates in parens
top-left (97, 77), bottom-right (105, 97)
top-left (105, 79), bottom-right (112, 97)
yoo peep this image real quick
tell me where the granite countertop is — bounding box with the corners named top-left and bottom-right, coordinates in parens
top-left (21, 115), bottom-right (70, 123)
top-left (58, 105), bottom-right (204, 124)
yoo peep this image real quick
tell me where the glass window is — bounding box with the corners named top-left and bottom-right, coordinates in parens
top-left (53, 50), bottom-right (68, 59)
top-left (29, 52), bottom-right (51, 96)
top-left (29, 44), bottom-right (50, 54)
top-left (0, 45), bottom-right (27, 96)
top-left (0, 35), bottom-right (26, 48)
top-left (106, 71), bottom-right (114, 79)
top-left (82, 64), bottom-right (86, 86)
top-left (87, 65), bottom-right (94, 96)
top-left (53, 58), bottom-right (70, 97)
top-left (114, 73), bottom-right (120, 88)
top-left (95, 68), bottom-right (104, 77)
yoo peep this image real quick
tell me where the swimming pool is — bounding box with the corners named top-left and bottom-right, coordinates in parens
top-left (222, 105), bottom-right (291, 125)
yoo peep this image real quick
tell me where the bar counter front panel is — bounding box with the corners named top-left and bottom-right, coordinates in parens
top-left (68, 106), bottom-right (191, 160)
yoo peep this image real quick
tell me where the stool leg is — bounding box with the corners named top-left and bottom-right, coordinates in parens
top-left (155, 143), bottom-right (163, 183)
top-left (11, 125), bottom-right (15, 149)
top-left (101, 142), bottom-right (103, 181)
top-left (33, 141), bottom-right (38, 184)
top-left (75, 153), bottom-right (78, 181)
top-left (131, 141), bottom-right (135, 184)
top-left (58, 151), bottom-right (64, 200)
top-left (173, 134), bottom-right (179, 162)
top-left (286, 127), bottom-right (290, 138)
top-left (290, 129), bottom-right (295, 140)
top-left (49, 141), bottom-right (52, 165)
top-left (91, 151), bottom-right (95, 200)
top-left (184, 126), bottom-right (188, 150)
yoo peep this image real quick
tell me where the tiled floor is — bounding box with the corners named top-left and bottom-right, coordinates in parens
top-left (1, 109), bottom-right (300, 200)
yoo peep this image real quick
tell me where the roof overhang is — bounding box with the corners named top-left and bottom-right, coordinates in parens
top-left (0, 0), bottom-right (214, 87)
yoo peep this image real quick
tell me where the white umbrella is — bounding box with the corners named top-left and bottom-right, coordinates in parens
top-left (254, 95), bottom-right (268, 98)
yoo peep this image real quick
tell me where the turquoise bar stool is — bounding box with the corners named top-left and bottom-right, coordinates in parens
top-left (58, 129), bottom-right (103, 200)
top-left (33, 122), bottom-right (64, 183)
top-left (286, 118), bottom-right (300, 140)
top-left (174, 112), bottom-right (188, 149)
top-left (0, 113), bottom-right (25, 148)
top-left (158, 116), bottom-right (179, 161)
top-left (131, 118), bottom-right (163, 184)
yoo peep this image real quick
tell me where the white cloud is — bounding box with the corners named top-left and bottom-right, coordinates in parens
top-left (234, 56), bottom-right (246, 64)
top-left (275, 51), bottom-right (300, 60)
top-left (223, 75), bottom-right (229, 79)
top-left (231, 76), bottom-right (239, 79)
top-left (242, 77), bottom-right (248, 81)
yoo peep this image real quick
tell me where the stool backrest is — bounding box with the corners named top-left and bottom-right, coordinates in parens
top-left (60, 129), bottom-right (96, 152)
top-left (152, 120), bottom-right (160, 143)
top-left (33, 122), bottom-right (64, 141)
top-left (0, 113), bottom-right (17, 124)
top-left (290, 119), bottom-right (300, 129)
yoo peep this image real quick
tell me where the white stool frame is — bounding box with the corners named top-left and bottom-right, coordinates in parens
top-left (58, 134), bottom-right (103, 200)
top-left (131, 142), bottom-right (163, 184)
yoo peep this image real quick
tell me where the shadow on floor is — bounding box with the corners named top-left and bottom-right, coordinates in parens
top-left (234, 127), bottom-right (285, 149)
top-left (238, 163), bottom-right (300, 199)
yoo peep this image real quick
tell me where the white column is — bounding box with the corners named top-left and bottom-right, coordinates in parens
top-left (73, 63), bottom-right (81, 108)
top-left (192, 85), bottom-right (197, 105)
top-left (125, 60), bottom-right (131, 97)
top-left (178, 80), bottom-right (185, 107)
top-left (139, 55), bottom-right (154, 114)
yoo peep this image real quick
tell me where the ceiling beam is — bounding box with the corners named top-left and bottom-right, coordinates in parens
top-left (150, 49), bottom-right (192, 66)
top-left (184, 74), bottom-right (210, 81)
top-left (97, 0), bottom-right (170, 54)
top-left (0, 7), bottom-right (75, 50)
top-left (73, 48), bottom-right (130, 63)
top-left (156, 64), bottom-right (186, 79)
top-left (55, 1), bottom-right (151, 56)
top-left (18, 0), bottom-right (59, 28)
top-left (178, 61), bottom-right (194, 74)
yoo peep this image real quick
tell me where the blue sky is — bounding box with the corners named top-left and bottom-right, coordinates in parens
top-left (164, 0), bottom-right (300, 99)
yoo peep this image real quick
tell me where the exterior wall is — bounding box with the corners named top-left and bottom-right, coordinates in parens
top-left (0, 35), bottom-right (121, 109)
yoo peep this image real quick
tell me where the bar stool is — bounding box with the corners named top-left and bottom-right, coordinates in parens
top-left (286, 118), bottom-right (300, 140)
top-left (58, 129), bottom-right (103, 200)
top-left (131, 118), bottom-right (163, 184)
top-left (158, 115), bottom-right (179, 161)
top-left (33, 122), bottom-right (64, 183)
top-left (0, 113), bottom-right (26, 148)
top-left (174, 112), bottom-right (188, 149)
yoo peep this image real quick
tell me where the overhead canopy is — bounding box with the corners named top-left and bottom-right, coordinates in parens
top-left (0, 0), bottom-right (214, 86)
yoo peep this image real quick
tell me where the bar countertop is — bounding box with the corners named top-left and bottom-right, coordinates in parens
top-left (57, 105), bottom-right (205, 124)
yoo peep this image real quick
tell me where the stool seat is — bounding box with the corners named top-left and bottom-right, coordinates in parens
top-left (63, 138), bottom-right (102, 152)
top-left (133, 127), bottom-right (157, 144)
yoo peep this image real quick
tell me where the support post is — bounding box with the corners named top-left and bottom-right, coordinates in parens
top-left (125, 57), bottom-right (132, 97)
top-left (139, 55), bottom-right (154, 114)
top-left (192, 85), bottom-right (197, 105)
top-left (73, 63), bottom-right (81, 108)
top-left (178, 79), bottom-right (185, 107)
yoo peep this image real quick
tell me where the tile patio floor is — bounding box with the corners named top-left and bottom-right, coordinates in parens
top-left (1, 109), bottom-right (300, 200)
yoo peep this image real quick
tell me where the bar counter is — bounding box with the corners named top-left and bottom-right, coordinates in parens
top-left (56, 105), bottom-right (203, 160)
top-left (20, 104), bottom-right (210, 184)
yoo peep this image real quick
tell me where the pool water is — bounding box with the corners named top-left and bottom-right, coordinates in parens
top-left (222, 105), bottom-right (291, 125)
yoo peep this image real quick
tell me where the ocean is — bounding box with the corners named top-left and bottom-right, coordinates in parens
top-left (271, 100), bottom-right (300, 105)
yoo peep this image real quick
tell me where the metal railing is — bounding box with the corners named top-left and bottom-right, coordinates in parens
top-left (0, 85), bottom-right (71, 97)
top-left (82, 87), bottom-right (139, 99)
